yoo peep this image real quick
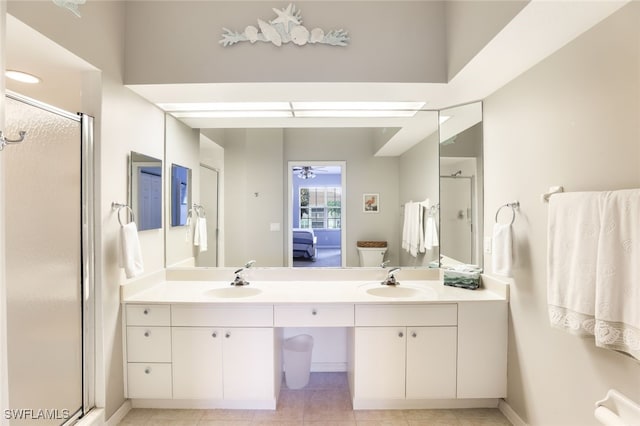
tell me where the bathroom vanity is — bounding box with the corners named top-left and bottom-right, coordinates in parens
top-left (121, 269), bottom-right (508, 410)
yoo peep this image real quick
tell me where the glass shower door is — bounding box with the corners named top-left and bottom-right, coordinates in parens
top-left (4, 95), bottom-right (85, 425)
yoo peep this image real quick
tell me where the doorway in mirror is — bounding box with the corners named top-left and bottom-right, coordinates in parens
top-left (289, 162), bottom-right (345, 268)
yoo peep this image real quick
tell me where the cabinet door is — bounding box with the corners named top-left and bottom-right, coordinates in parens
top-left (406, 326), bottom-right (457, 399)
top-left (172, 327), bottom-right (223, 399)
top-left (354, 327), bottom-right (406, 400)
top-left (222, 328), bottom-right (274, 400)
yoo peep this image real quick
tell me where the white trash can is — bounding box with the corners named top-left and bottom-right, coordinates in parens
top-left (283, 334), bottom-right (314, 389)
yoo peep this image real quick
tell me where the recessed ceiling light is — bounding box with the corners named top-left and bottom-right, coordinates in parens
top-left (294, 110), bottom-right (418, 118)
top-left (5, 70), bottom-right (41, 84)
top-left (291, 101), bottom-right (426, 111)
top-left (158, 102), bottom-right (291, 112)
top-left (171, 110), bottom-right (293, 118)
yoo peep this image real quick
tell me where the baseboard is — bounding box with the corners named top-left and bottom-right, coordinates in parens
top-left (498, 399), bottom-right (527, 426)
top-left (73, 408), bottom-right (104, 426)
top-left (104, 400), bottom-right (132, 426)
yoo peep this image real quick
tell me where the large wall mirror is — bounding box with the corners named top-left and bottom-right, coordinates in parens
top-left (164, 102), bottom-right (483, 269)
top-left (129, 152), bottom-right (162, 231)
top-left (439, 102), bottom-right (483, 267)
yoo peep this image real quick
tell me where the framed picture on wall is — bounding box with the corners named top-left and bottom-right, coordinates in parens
top-left (363, 193), bottom-right (379, 213)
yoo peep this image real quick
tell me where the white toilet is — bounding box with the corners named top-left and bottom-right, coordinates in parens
top-left (357, 241), bottom-right (388, 267)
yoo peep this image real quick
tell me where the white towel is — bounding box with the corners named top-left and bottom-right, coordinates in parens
top-left (119, 222), bottom-right (144, 279)
top-left (403, 202), bottom-right (423, 257)
top-left (424, 215), bottom-right (439, 250)
top-left (547, 191), bottom-right (605, 336)
top-left (402, 202), bottom-right (411, 251)
top-left (193, 217), bottom-right (208, 253)
top-left (594, 189), bottom-right (640, 359)
top-left (491, 223), bottom-right (513, 277)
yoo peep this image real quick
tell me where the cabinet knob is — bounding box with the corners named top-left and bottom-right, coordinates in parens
top-left (144, 367), bottom-right (151, 374)
top-left (398, 331), bottom-right (404, 338)
top-left (144, 331), bottom-right (150, 337)
top-left (412, 332), bottom-right (417, 338)
top-left (143, 308), bottom-right (149, 315)
top-left (225, 332), bottom-right (231, 338)
top-left (312, 309), bottom-right (317, 316)
top-left (212, 332), bottom-right (217, 338)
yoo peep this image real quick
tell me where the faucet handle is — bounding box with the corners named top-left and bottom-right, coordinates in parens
top-left (380, 260), bottom-right (390, 268)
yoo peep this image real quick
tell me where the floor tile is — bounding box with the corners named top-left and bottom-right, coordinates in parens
top-left (117, 373), bottom-right (512, 426)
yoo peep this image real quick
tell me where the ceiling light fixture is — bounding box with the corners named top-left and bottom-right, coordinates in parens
top-left (171, 110), bottom-right (293, 119)
top-left (291, 101), bottom-right (426, 111)
top-left (159, 101), bottom-right (291, 112)
top-left (5, 70), bottom-right (41, 84)
top-left (294, 110), bottom-right (418, 118)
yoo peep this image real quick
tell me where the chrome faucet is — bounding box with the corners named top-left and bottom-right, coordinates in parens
top-left (231, 260), bottom-right (256, 286)
top-left (381, 267), bottom-right (400, 286)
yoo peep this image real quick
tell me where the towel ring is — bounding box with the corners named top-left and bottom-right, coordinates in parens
top-left (495, 202), bottom-right (520, 226)
top-left (112, 202), bottom-right (135, 226)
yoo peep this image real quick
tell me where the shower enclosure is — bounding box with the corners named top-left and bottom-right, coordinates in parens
top-left (4, 93), bottom-right (94, 425)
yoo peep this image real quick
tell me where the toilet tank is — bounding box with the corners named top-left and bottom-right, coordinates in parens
top-left (356, 241), bottom-right (388, 267)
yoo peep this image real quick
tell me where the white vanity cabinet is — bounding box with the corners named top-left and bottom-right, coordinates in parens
top-left (171, 305), bottom-right (276, 403)
top-left (351, 304), bottom-right (458, 404)
top-left (124, 303), bottom-right (278, 407)
top-left (172, 325), bottom-right (275, 401)
top-left (124, 304), bottom-right (172, 399)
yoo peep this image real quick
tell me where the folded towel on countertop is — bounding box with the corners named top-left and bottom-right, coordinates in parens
top-left (443, 264), bottom-right (482, 290)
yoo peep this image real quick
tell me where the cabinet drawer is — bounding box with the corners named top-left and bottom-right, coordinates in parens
top-left (274, 304), bottom-right (354, 327)
top-left (127, 363), bottom-right (172, 399)
top-left (126, 326), bottom-right (171, 362)
top-left (355, 304), bottom-right (457, 326)
top-left (126, 304), bottom-right (170, 326)
top-left (172, 305), bottom-right (273, 327)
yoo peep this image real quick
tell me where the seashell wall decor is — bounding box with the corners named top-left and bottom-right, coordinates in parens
top-left (220, 4), bottom-right (350, 47)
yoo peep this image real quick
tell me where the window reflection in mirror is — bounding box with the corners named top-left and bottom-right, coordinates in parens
top-left (438, 102), bottom-right (483, 267)
top-left (129, 152), bottom-right (162, 231)
top-left (171, 163), bottom-right (191, 227)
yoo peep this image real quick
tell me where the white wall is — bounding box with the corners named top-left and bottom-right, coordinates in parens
top-left (483, 4), bottom-right (640, 425)
top-left (124, 1), bottom-right (446, 84)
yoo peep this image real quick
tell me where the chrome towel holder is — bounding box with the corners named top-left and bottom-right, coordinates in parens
top-left (112, 202), bottom-right (135, 226)
top-left (495, 201), bottom-right (520, 225)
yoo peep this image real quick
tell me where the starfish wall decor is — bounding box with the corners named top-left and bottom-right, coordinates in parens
top-left (220, 4), bottom-right (350, 47)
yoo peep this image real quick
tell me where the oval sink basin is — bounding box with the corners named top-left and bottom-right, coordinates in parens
top-left (366, 286), bottom-right (423, 298)
top-left (204, 287), bottom-right (263, 299)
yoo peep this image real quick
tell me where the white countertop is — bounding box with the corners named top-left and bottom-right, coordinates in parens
top-left (122, 279), bottom-right (507, 305)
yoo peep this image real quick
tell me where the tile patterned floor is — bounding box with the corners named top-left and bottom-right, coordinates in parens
top-left (118, 373), bottom-right (512, 425)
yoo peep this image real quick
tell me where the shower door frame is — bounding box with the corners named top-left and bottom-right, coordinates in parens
top-left (6, 91), bottom-right (96, 422)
